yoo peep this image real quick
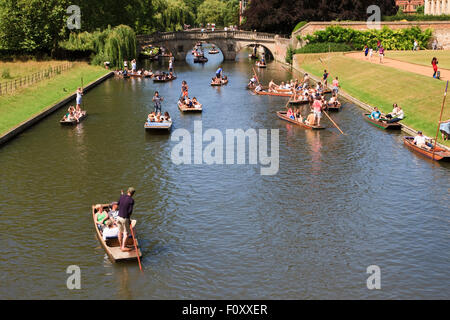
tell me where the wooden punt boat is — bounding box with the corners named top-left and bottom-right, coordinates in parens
top-left (403, 136), bottom-right (450, 161)
top-left (256, 62), bottom-right (267, 68)
top-left (122, 74), bottom-right (130, 79)
top-left (276, 111), bottom-right (325, 130)
top-left (178, 101), bottom-right (202, 112)
top-left (194, 56), bottom-right (208, 63)
top-left (209, 49), bottom-right (219, 54)
top-left (326, 101), bottom-right (342, 111)
top-left (144, 120), bottom-right (172, 131)
top-left (129, 73), bottom-right (143, 78)
top-left (153, 75), bottom-right (177, 82)
top-left (364, 114), bottom-right (402, 130)
top-left (60, 113), bottom-right (87, 125)
top-left (211, 79), bottom-right (228, 86)
top-left (289, 97), bottom-right (309, 105)
top-left (247, 84), bottom-right (268, 90)
top-left (92, 204), bottom-right (142, 262)
top-left (255, 90), bottom-right (293, 97)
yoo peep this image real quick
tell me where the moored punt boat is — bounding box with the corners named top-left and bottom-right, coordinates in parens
top-left (364, 114), bottom-right (402, 130)
top-left (247, 84), bottom-right (268, 90)
top-left (209, 49), bottom-right (219, 54)
top-left (326, 101), bottom-right (342, 111)
top-left (254, 90), bottom-right (293, 97)
top-left (144, 120), bottom-right (172, 131)
top-left (289, 97), bottom-right (309, 105)
top-left (256, 61), bottom-right (266, 68)
top-left (92, 204), bottom-right (142, 262)
top-left (153, 75), bottom-right (177, 82)
top-left (403, 136), bottom-right (450, 161)
top-left (178, 101), bottom-right (202, 112)
top-left (276, 111), bottom-right (325, 130)
top-left (60, 113), bottom-right (87, 125)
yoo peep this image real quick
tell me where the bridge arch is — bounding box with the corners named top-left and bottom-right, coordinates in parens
top-left (137, 30), bottom-right (290, 62)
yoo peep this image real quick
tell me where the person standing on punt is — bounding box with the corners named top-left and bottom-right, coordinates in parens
top-left (216, 66), bottom-right (223, 79)
top-left (76, 87), bottom-right (83, 109)
top-left (117, 187), bottom-right (135, 252)
top-left (312, 97), bottom-right (323, 127)
top-left (169, 57), bottom-right (174, 73)
top-left (153, 91), bottom-right (163, 114)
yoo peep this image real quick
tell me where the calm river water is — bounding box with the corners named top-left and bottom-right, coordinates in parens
top-left (1, 48), bottom-right (449, 299)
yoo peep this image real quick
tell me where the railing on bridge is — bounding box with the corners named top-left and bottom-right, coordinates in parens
top-left (137, 30), bottom-right (289, 45)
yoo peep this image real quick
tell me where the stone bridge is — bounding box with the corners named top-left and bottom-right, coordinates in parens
top-left (137, 30), bottom-right (291, 62)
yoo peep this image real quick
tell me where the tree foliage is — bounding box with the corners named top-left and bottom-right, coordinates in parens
top-left (242, 0), bottom-right (398, 35)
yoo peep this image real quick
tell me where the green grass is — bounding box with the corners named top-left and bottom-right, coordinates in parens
top-left (387, 50), bottom-right (450, 70)
top-left (295, 53), bottom-right (450, 147)
top-left (0, 62), bottom-right (109, 135)
top-left (0, 60), bottom-right (72, 80)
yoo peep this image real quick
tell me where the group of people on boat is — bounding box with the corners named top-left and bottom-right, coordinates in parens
top-left (62, 88), bottom-right (85, 122)
top-left (147, 111), bottom-right (171, 123)
top-left (211, 66), bottom-right (228, 85)
top-left (154, 71), bottom-right (176, 81)
top-left (94, 187), bottom-right (136, 252)
top-left (368, 103), bottom-right (405, 124)
top-left (178, 80), bottom-right (202, 109)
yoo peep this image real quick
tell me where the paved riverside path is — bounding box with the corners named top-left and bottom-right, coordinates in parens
top-left (345, 51), bottom-right (450, 81)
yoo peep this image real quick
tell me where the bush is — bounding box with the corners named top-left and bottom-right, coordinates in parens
top-left (383, 13), bottom-right (450, 21)
top-left (285, 46), bottom-right (294, 64)
top-left (1, 68), bottom-right (11, 79)
top-left (295, 42), bottom-right (353, 54)
top-left (300, 25), bottom-right (433, 50)
top-left (293, 21), bottom-right (307, 33)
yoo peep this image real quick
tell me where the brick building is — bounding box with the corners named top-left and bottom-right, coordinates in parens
top-left (396, 0), bottom-right (425, 14)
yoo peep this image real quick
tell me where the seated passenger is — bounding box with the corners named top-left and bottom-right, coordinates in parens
top-left (413, 131), bottom-right (433, 150)
top-left (287, 108), bottom-right (295, 119)
top-left (94, 204), bottom-right (110, 230)
top-left (305, 113), bottom-right (316, 126)
top-left (102, 219), bottom-right (119, 241)
top-left (255, 84), bottom-right (263, 92)
top-left (192, 97), bottom-right (200, 107)
top-left (369, 107), bottom-right (381, 120)
top-left (108, 202), bottom-right (119, 222)
top-left (163, 112), bottom-right (171, 122)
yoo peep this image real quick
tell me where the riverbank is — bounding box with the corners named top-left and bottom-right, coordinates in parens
top-left (293, 52), bottom-right (450, 147)
top-left (0, 62), bottom-right (110, 137)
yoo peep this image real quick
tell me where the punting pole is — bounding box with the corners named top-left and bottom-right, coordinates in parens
top-left (129, 223), bottom-right (143, 272)
top-left (323, 110), bottom-right (345, 135)
top-left (432, 80), bottom-right (448, 160)
top-left (252, 67), bottom-right (260, 85)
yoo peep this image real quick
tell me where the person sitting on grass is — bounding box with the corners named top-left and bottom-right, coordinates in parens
top-left (369, 107), bottom-right (382, 121)
top-left (413, 131), bottom-right (433, 150)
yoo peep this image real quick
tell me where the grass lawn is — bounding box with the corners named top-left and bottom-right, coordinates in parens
top-left (0, 62), bottom-right (109, 135)
top-left (387, 50), bottom-right (450, 70)
top-left (0, 60), bottom-right (72, 80)
top-left (294, 52), bottom-right (450, 147)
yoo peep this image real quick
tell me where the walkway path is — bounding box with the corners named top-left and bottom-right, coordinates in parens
top-left (345, 51), bottom-right (450, 81)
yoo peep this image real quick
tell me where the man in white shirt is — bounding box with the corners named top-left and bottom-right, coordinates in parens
top-left (413, 131), bottom-right (431, 150)
top-left (102, 219), bottom-right (119, 240)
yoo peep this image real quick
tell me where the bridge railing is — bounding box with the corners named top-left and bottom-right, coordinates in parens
top-left (137, 30), bottom-right (289, 45)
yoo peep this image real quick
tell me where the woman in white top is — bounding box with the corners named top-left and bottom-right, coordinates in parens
top-left (102, 219), bottom-right (119, 240)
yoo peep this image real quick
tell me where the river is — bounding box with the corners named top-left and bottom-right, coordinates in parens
top-left (0, 47), bottom-right (449, 299)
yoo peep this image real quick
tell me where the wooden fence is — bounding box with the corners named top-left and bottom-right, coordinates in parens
top-left (0, 62), bottom-right (74, 95)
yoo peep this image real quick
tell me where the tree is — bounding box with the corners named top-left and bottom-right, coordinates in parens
top-left (0, 0), bottom-right (69, 52)
top-left (241, 0), bottom-right (398, 35)
top-left (223, 0), bottom-right (240, 26)
top-left (196, 0), bottom-right (226, 26)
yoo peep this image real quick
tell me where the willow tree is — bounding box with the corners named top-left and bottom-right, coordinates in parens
top-left (104, 25), bottom-right (137, 68)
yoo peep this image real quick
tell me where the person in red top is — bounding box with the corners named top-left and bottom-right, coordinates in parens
top-left (431, 57), bottom-right (439, 78)
top-left (312, 98), bottom-right (323, 126)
